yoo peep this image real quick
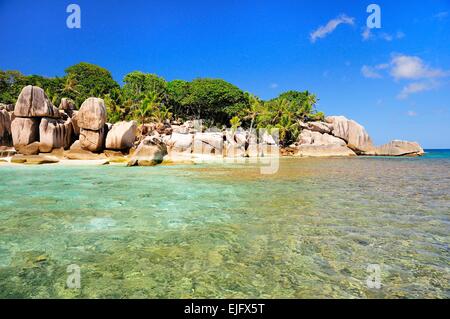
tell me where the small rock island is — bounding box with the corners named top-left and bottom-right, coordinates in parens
top-left (0, 84), bottom-right (424, 165)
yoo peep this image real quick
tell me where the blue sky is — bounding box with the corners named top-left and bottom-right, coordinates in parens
top-left (1, 0), bottom-right (449, 148)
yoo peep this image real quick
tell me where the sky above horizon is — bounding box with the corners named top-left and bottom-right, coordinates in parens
top-left (1, 0), bottom-right (449, 148)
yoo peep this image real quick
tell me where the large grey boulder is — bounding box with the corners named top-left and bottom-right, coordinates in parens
top-left (192, 132), bottom-right (224, 156)
top-left (223, 129), bottom-right (247, 157)
top-left (364, 140), bottom-right (424, 156)
top-left (77, 98), bottom-right (106, 130)
top-left (292, 129), bottom-right (355, 157)
top-left (11, 154), bottom-right (59, 165)
top-left (59, 98), bottom-right (75, 118)
top-left (65, 140), bottom-right (108, 160)
top-left (325, 116), bottom-right (374, 153)
top-left (14, 86), bottom-right (60, 118)
top-left (39, 117), bottom-right (73, 153)
top-left (79, 127), bottom-right (105, 152)
top-left (105, 121), bottom-right (137, 150)
top-left (128, 136), bottom-right (167, 166)
top-left (224, 142), bottom-right (246, 157)
top-left (0, 109), bottom-right (12, 146)
top-left (11, 117), bottom-right (40, 149)
top-left (297, 129), bottom-right (346, 146)
top-left (16, 141), bottom-right (41, 155)
top-left (71, 110), bottom-right (80, 135)
top-left (301, 121), bottom-right (333, 134)
top-left (163, 133), bottom-right (194, 154)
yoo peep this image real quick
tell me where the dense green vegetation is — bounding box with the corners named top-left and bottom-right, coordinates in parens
top-left (0, 62), bottom-right (324, 145)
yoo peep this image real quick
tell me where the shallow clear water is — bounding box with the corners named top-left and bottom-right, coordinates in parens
top-left (0, 151), bottom-right (449, 298)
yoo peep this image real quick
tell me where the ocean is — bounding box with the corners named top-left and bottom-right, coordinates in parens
top-left (0, 150), bottom-right (449, 298)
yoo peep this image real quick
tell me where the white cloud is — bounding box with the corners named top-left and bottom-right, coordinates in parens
top-left (363, 55), bottom-right (448, 80)
top-left (310, 14), bottom-right (355, 43)
top-left (397, 81), bottom-right (438, 99)
top-left (361, 63), bottom-right (389, 78)
top-left (363, 54), bottom-right (449, 99)
top-left (269, 83), bottom-right (278, 89)
top-left (390, 55), bottom-right (447, 80)
top-left (363, 29), bottom-right (405, 42)
top-left (407, 110), bottom-right (418, 117)
top-left (361, 65), bottom-right (382, 78)
top-left (361, 27), bottom-right (371, 41)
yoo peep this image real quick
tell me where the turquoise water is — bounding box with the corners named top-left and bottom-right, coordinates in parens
top-left (424, 149), bottom-right (450, 159)
top-left (0, 152), bottom-right (449, 298)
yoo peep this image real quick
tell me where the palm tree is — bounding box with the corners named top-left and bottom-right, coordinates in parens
top-left (135, 92), bottom-right (158, 125)
top-left (243, 94), bottom-right (264, 132)
top-left (229, 116), bottom-right (241, 133)
top-left (60, 75), bottom-right (80, 96)
top-left (150, 104), bottom-right (172, 125)
top-left (104, 94), bottom-right (126, 123)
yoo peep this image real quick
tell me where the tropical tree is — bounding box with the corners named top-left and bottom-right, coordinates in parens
top-left (104, 88), bottom-right (127, 123)
top-left (181, 78), bottom-right (249, 126)
top-left (64, 62), bottom-right (120, 107)
top-left (167, 79), bottom-right (190, 119)
top-left (229, 116), bottom-right (241, 132)
top-left (134, 90), bottom-right (162, 125)
top-left (150, 104), bottom-right (172, 124)
top-left (123, 71), bottom-right (168, 105)
top-left (241, 94), bottom-right (264, 131)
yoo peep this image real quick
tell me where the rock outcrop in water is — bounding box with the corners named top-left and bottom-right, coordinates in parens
top-left (324, 116), bottom-right (374, 154)
top-left (290, 115), bottom-right (423, 157)
top-left (291, 129), bottom-right (356, 157)
top-left (364, 140), bottom-right (424, 156)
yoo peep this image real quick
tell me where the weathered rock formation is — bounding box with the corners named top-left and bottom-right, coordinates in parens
top-left (59, 98), bottom-right (75, 118)
top-left (77, 98), bottom-right (107, 152)
top-left (79, 126), bottom-right (105, 152)
top-left (192, 132), bottom-right (224, 156)
top-left (71, 111), bottom-right (80, 136)
top-left (14, 86), bottom-right (60, 118)
top-left (10, 86), bottom-right (76, 155)
top-left (292, 129), bottom-right (356, 157)
top-left (11, 117), bottom-right (40, 151)
top-left (290, 116), bottom-right (423, 157)
top-left (105, 121), bottom-right (137, 150)
top-left (364, 140), bottom-right (424, 156)
top-left (0, 146), bottom-right (16, 157)
top-left (65, 140), bottom-right (108, 160)
top-left (325, 116), bottom-right (374, 154)
top-left (0, 109), bottom-right (13, 146)
top-left (163, 132), bottom-right (194, 157)
top-left (128, 136), bottom-right (167, 166)
top-left (11, 154), bottom-right (59, 165)
top-left (39, 117), bottom-right (73, 153)
top-left (77, 98), bottom-right (106, 130)
top-left (300, 121), bottom-right (333, 134)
